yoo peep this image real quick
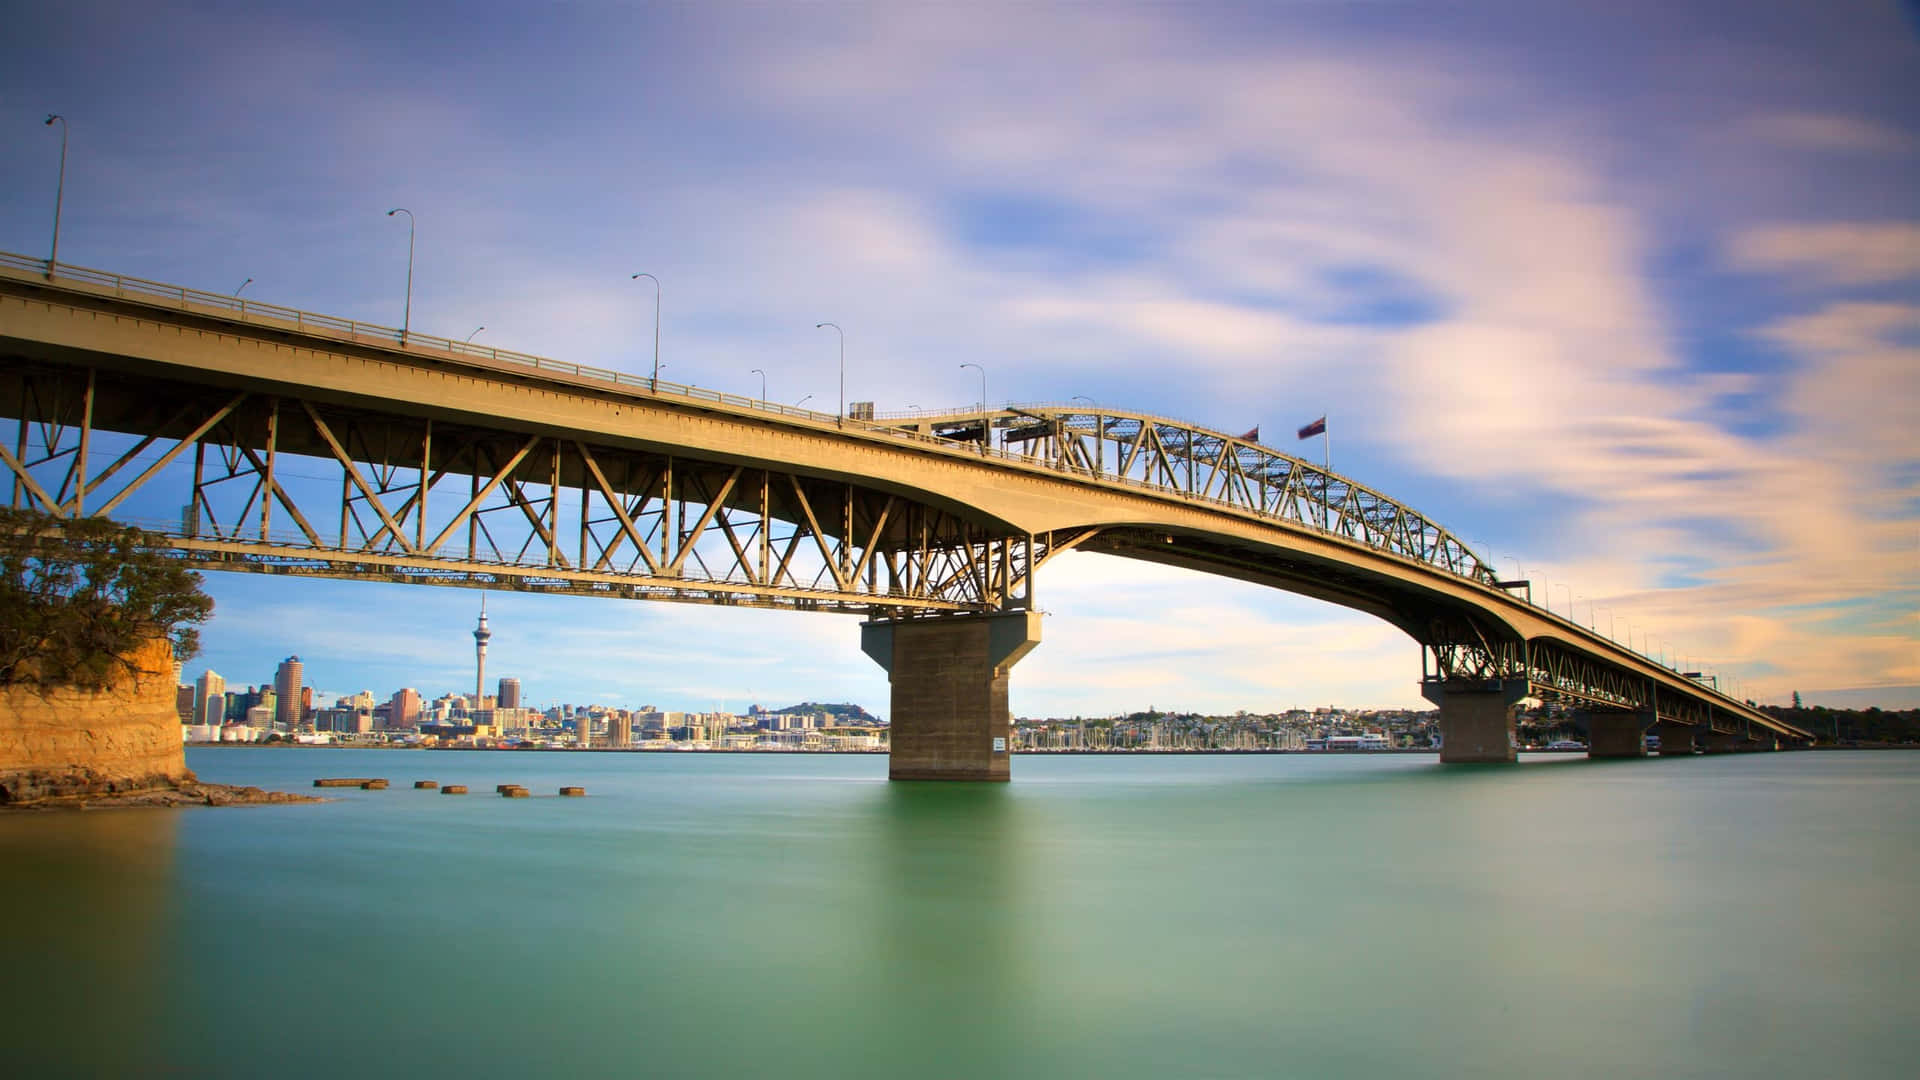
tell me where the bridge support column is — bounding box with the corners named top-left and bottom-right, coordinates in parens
top-left (862, 610), bottom-right (1041, 782)
top-left (1422, 681), bottom-right (1526, 763)
top-left (1699, 731), bottom-right (1747, 754)
top-left (1655, 722), bottom-right (1696, 756)
top-left (1587, 712), bottom-right (1650, 758)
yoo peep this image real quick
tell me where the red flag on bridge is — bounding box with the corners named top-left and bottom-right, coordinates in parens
top-left (1237, 427), bottom-right (1259, 442)
top-left (1297, 416), bottom-right (1326, 440)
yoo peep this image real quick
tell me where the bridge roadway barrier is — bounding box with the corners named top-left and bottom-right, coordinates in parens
top-left (862, 610), bottom-right (1042, 781)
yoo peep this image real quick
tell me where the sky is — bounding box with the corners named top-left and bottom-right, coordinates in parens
top-left (1, 1), bottom-right (1915, 716)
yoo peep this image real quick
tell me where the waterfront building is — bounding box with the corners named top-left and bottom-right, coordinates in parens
top-left (194, 670), bottom-right (226, 727)
top-left (274, 657), bottom-right (303, 729)
top-left (390, 688), bottom-right (422, 729)
top-left (174, 684), bottom-right (196, 724)
top-left (498, 677), bottom-right (521, 709)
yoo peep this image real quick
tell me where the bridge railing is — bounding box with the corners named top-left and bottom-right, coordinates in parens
top-left (2, 251), bottom-right (1744, 703)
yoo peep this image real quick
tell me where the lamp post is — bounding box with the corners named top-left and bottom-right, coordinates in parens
top-left (794, 394), bottom-right (813, 409)
top-left (751, 368), bottom-right (766, 404)
top-left (815, 322), bottom-right (844, 425)
top-left (1597, 605), bottom-right (1615, 642)
top-left (466, 326), bottom-right (485, 343)
top-left (386, 208), bottom-right (414, 343)
top-left (631, 273), bottom-right (661, 391)
top-left (1071, 394), bottom-right (1094, 408)
top-left (44, 114), bottom-right (67, 274)
top-left (961, 362), bottom-right (986, 451)
top-left (1552, 583), bottom-right (1572, 620)
top-left (235, 278), bottom-right (252, 297)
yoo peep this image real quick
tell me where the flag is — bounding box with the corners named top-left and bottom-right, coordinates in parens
top-left (1237, 426), bottom-right (1259, 442)
top-left (1297, 416), bottom-right (1326, 440)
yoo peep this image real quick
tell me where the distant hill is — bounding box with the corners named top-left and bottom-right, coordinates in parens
top-left (773, 701), bottom-right (879, 723)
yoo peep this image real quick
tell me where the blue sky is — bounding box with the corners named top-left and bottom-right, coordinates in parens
top-left (1, 1), bottom-right (1915, 714)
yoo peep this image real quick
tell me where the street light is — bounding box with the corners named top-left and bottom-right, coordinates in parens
top-left (794, 394), bottom-right (813, 409)
top-left (750, 368), bottom-right (766, 404)
top-left (1597, 605), bottom-right (1616, 641)
top-left (386, 208), bottom-right (414, 343)
top-left (466, 326), bottom-right (485, 343)
top-left (631, 273), bottom-right (661, 391)
top-left (1071, 394), bottom-right (1094, 408)
top-left (1552, 583), bottom-right (1572, 620)
top-left (44, 114), bottom-right (67, 274)
top-left (961, 362), bottom-right (986, 451)
top-left (815, 322), bottom-right (844, 424)
top-left (235, 277), bottom-right (252, 297)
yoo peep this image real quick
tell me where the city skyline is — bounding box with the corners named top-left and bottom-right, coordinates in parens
top-left (3, 2), bottom-right (1915, 713)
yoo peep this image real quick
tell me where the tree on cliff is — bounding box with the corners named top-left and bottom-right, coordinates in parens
top-left (0, 508), bottom-right (212, 690)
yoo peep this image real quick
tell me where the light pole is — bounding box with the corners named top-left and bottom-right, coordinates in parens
top-left (44, 114), bottom-right (67, 274)
top-left (961, 362), bottom-right (986, 451)
top-left (1597, 605), bottom-right (1615, 641)
top-left (794, 394), bottom-right (813, 409)
top-left (386, 208), bottom-right (414, 343)
top-left (631, 273), bottom-right (661, 391)
top-left (1071, 395), bottom-right (1094, 408)
top-left (1580, 595), bottom-right (1595, 630)
top-left (815, 322), bottom-right (844, 424)
top-left (235, 277), bottom-right (252, 297)
top-left (1552, 583), bottom-right (1572, 620)
top-left (466, 326), bottom-right (485, 343)
top-left (751, 368), bottom-right (766, 404)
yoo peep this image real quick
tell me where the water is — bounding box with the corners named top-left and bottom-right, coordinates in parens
top-left (3, 748), bottom-right (1916, 1078)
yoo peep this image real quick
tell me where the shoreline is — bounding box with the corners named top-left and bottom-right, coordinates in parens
top-left (1, 781), bottom-right (325, 812)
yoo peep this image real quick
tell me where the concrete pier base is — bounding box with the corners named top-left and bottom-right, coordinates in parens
top-left (1655, 722), bottom-right (1696, 756)
top-left (1588, 712), bottom-right (1649, 758)
top-left (1422, 681), bottom-right (1525, 763)
top-left (1699, 732), bottom-right (1746, 754)
top-left (862, 610), bottom-right (1042, 782)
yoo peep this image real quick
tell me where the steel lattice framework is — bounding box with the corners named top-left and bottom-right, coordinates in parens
top-left (892, 405), bottom-right (1501, 587)
top-left (0, 363), bottom-right (1093, 614)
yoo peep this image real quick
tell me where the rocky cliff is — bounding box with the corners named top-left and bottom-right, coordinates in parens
top-left (0, 637), bottom-right (195, 803)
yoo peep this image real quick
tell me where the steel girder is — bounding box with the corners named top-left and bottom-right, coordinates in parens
top-left (960, 406), bottom-right (1501, 586)
top-left (1421, 634), bottom-right (1752, 735)
top-left (0, 363), bottom-right (1091, 615)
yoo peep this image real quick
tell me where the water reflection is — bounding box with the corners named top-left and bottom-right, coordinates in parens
top-left (0, 809), bottom-right (180, 1075)
top-left (852, 781), bottom-right (1029, 1076)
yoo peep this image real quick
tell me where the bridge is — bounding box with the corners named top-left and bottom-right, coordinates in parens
top-left (0, 252), bottom-right (1813, 778)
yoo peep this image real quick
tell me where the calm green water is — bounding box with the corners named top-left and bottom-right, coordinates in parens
top-left (3, 748), bottom-right (1916, 1078)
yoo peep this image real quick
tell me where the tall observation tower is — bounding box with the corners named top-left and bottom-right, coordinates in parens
top-left (473, 595), bottom-right (492, 705)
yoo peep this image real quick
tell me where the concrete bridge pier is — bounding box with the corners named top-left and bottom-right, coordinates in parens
top-left (862, 610), bottom-right (1042, 782)
top-left (1699, 731), bottom-right (1748, 754)
top-left (1587, 711), bottom-right (1651, 758)
top-left (1655, 722), bottom-right (1697, 755)
top-left (1422, 681), bottom-right (1527, 763)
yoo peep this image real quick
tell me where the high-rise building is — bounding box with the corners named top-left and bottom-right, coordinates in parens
top-left (175, 685), bottom-right (196, 724)
top-left (274, 656), bottom-right (303, 730)
top-left (195, 670), bottom-right (227, 727)
top-left (390, 688), bottom-right (422, 729)
top-left (497, 677), bottom-right (521, 710)
top-left (473, 597), bottom-right (492, 703)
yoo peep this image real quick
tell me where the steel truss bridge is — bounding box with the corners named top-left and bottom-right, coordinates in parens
top-left (0, 252), bottom-right (1810, 748)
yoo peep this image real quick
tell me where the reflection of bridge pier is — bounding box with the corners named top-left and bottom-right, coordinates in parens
top-left (862, 610), bottom-right (1041, 781)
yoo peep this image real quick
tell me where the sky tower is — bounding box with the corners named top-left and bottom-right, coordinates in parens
top-left (473, 595), bottom-right (492, 705)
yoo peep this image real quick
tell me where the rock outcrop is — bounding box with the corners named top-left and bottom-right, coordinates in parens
top-left (0, 637), bottom-right (195, 804)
